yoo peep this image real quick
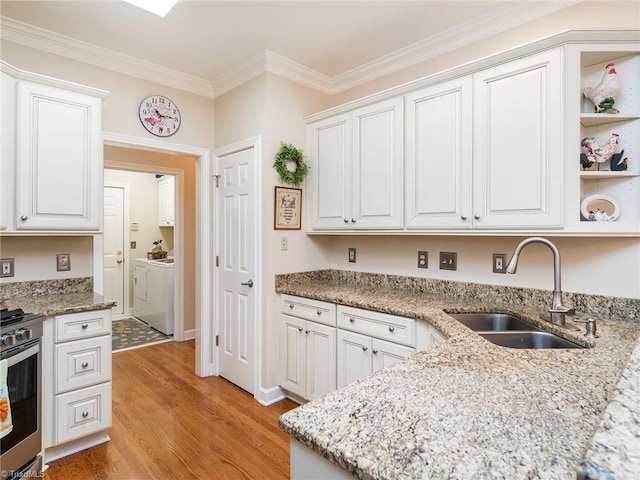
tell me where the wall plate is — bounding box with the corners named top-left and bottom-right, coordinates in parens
top-left (348, 248), bottom-right (357, 263)
top-left (1, 258), bottom-right (14, 278)
top-left (418, 251), bottom-right (428, 269)
top-left (439, 252), bottom-right (457, 271)
top-left (57, 253), bottom-right (71, 271)
top-left (493, 253), bottom-right (507, 274)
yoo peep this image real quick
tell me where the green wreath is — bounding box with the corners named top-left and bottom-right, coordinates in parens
top-left (273, 142), bottom-right (308, 187)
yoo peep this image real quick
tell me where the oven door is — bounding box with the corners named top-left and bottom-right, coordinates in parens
top-left (1, 338), bottom-right (42, 478)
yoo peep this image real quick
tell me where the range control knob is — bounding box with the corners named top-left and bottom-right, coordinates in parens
top-left (1, 334), bottom-right (16, 346)
top-left (15, 328), bottom-right (32, 340)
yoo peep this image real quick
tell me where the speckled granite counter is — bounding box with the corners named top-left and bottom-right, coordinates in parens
top-left (276, 270), bottom-right (640, 480)
top-left (0, 277), bottom-right (115, 316)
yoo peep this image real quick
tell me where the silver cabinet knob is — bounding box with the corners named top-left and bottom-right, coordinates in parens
top-left (305, 330), bottom-right (310, 334)
top-left (474, 214), bottom-right (481, 220)
top-left (82, 411), bottom-right (89, 418)
top-left (81, 323), bottom-right (89, 329)
top-left (289, 304), bottom-right (294, 310)
top-left (81, 361), bottom-right (89, 368)
top-left (461, 215), bottom-right (467, 220)
top-left (20, 215), bottom-right (27, 221)
top-left (344, 218), bottom-right (349, 223)
top-left (316, 310), bottom-right (322, 316)
top-left (362, 345), bottom-right (368, 351)
top-left (241, 279), bottom-right (254, 288)
top-left (349, 317), bottom-right (355, 323)
top-left (388, 326), bottom-right (395, 333)
top-left (372, 348), bottom-right (379, 354)
top-left (351, 219), bottom-right (356, 223)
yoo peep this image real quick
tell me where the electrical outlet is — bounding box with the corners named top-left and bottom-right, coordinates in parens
top-left (418, 251), bottom-right (428, 269)
top-left (493, 253), bottom-right (507, 274)
top-left (439, 252), bottom-right (457, 271)
top-left (1, 258), bottom-right (14, 278)
top-left (348, 248), bottom-right (357, 263)
top-left (280, 236), bottom-right (288, 251)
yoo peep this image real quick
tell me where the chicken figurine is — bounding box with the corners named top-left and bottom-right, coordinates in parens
top-left (581, 134), bottom-right (621, 170)
top-left (583, 63), bottom-right (620, 114)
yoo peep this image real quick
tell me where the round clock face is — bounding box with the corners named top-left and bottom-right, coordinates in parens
top-left (138, 95), bottom-right (181, 137)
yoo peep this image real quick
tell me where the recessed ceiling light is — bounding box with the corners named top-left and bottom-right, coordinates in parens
top-left (123, 0), bottom-right (179, 17)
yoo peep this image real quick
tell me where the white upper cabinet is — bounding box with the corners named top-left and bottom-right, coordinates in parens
top-left (16, 81), bottom-right (104, 230)
top-left (307, 98), bottom-right (403, 230)
top-left (0, 71), bottom-right (17, 231)
top-left (158, 175), bottom-right (175, 227)
top-left (472, 49), bottom-right (562, 228)
top-left (405, 77), bottom-right (472, 229)
top-left (306, 113), bottom-right (351, 230)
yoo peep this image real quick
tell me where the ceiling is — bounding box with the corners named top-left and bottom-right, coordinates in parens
top-left (0, 1), bottom-right (577, 97)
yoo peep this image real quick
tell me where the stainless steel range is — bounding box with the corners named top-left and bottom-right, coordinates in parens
top-left (1, 308), bottom-right (44, 479)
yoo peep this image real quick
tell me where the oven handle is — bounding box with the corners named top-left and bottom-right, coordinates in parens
top-left (4, 340), bottom-right (40, 367)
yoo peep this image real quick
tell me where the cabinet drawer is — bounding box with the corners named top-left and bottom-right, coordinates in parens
top-left (281, 295), bottom-right (336, 327)
top-left (337, 306), bottom-right (414, 347)
top-left (55, 336), bottom-right (111, 393)
top-left (55, 382), bottom-right (112, 445)
top-left (55, 310), bottom-right (111, 342)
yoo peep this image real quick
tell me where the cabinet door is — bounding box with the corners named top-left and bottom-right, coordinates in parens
top-left (16, 81), bottom-right (102, 230)
top-left (307, 114), bottom-right (351, 230)
top-left (337, 330), bottom-right (371, 388)
top-left (371, 338), bottom-right (414, 374)
top-left (305, 322), bottom-right (336, 400)
top-left (472, 49), bottom-right (562, 228)
top-left (1, 71), bottom-right (16, 231)
top-left (279, 315), bottom-right (306, 398)
top-left (158, 176), bottom-right (175, 227)
top-left (351, 98), bottom-right (404, 229)
top-left (405, 77), bottom-right (472, 228)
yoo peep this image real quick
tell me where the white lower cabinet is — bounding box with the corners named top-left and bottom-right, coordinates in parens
top-left (279, 295), bottom-right (337, 401)
top-left (43, 309), bottom-right (112, 461)
top-left (280, 294), bottom-right (446, 399)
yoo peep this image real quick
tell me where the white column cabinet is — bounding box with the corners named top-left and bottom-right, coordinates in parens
top-left (307, 98), bottom-right (403, 230)
top-left (0, 71), bottom-right (17, 232)
top-left (133, 259), bottom-right (149, 319)
top-left (279, 295), bottom-right (337, 401)
top-left (471, 48), bottom-right (563, 228)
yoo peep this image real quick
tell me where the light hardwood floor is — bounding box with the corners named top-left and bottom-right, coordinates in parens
top-left (44, 340), bottom-right (299, 479)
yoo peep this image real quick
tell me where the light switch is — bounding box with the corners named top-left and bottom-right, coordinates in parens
top-left (131, 222), bottom-right (139, 231)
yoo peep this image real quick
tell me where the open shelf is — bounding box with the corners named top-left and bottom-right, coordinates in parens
top-left (580, 113), bottom-right (640, 127)
top-left (580, 171), bottom-right (639, 179)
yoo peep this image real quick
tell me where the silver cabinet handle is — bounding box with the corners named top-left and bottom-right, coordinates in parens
top-left (81, 323), bottom-right (89, 329)
top-left (461, 215), bottom-right (467, 220)
top-left (289, 304), bottom-right (294, 310)
top-left (344, 218), bottom-right (349, 223)
top-left (316, 310), bottom-right (322, 316)
top-left (349, 317), bottom-right (355, 323)
top-left (305, 330), bottom-right (310, 334)
top-left (20, 215), bottom-right (27, 221)
top-left (81, 361), bottom-right (89, 368)
top-left (351, 219), bottom-right (356, 223)
top-left (388, 326), bottom-right (395, 333)
top-left (372, 348), bottom-right (379, 354)
top-left (297, 327), bottom-right (303, 332)
top-left (474, 214), bottom-right (481, 220)
top-left (82, 411), bottom-right (89, 418)
top-left (241, 279), bottom-right (254, 288)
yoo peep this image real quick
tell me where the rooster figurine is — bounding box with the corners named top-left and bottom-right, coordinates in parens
top-left (581, 134), bottom-right (620, 170)
top-left (583, 63), bottom-right (620, 113)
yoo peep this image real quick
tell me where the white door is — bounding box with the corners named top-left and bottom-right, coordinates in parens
top-left (103, 186), bottom-right (125, 317)
top-left (217, 147), bottom-right (255, 394)
top-left (337, 329), bottom-right (371, 388)
top-left (371, 338), bottom-right (414, 374)
top-left (279, 315), bottom-right (306, 398)
top-left (306, 322), bottom-right (336, 400)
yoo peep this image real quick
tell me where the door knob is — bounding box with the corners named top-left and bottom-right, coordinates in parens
top-left (241, 279), bottom-right (254, 288)
top-left (117, 259), bottom-right (123, 264)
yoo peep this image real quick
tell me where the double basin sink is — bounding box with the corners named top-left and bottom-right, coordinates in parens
top-left (448, 313), bottom-right (584, 349)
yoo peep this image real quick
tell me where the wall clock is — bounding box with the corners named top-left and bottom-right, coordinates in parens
top-left (138, 95), bottom-right (181, 137)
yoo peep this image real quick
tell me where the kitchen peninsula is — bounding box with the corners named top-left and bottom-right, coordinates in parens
top-left (277, 270), bottom-right (640, 479)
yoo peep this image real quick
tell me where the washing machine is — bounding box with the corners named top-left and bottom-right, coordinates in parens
top-left (133, 257), bottom-right (174, 335)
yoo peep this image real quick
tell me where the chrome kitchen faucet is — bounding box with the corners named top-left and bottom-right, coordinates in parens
top-left (506, 237), bottom-right (575, 326)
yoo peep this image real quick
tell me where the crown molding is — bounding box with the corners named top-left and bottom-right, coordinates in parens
top-left (330, 0), bottom-right (580, 93)
top-left (0, 16), bottom-right (214, 98)
top-left (1, 2), bottom-right (578, 99)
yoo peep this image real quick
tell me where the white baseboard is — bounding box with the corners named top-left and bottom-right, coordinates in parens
top-left (257, 385), bottom-right (286, 406)
top-left (44, 431), bottom-right (110, 463)
top-left (183, 328), bottom-right (195, 340)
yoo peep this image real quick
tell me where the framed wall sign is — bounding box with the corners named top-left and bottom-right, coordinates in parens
top-left (274, 187), bottom-right (302, 230)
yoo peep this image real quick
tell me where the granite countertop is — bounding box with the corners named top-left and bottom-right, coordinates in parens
top-left (276, 273), bottom-right (640, 480)
top-left (0, 278), bottom-right (115, 316)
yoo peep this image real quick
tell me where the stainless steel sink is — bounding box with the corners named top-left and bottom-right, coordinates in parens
top-left (448, 312), bottom-right (585, 349)
top-left (479, 332), bottom-right (584, 349)
top-left (448, 313), bottom-right (541, 332)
